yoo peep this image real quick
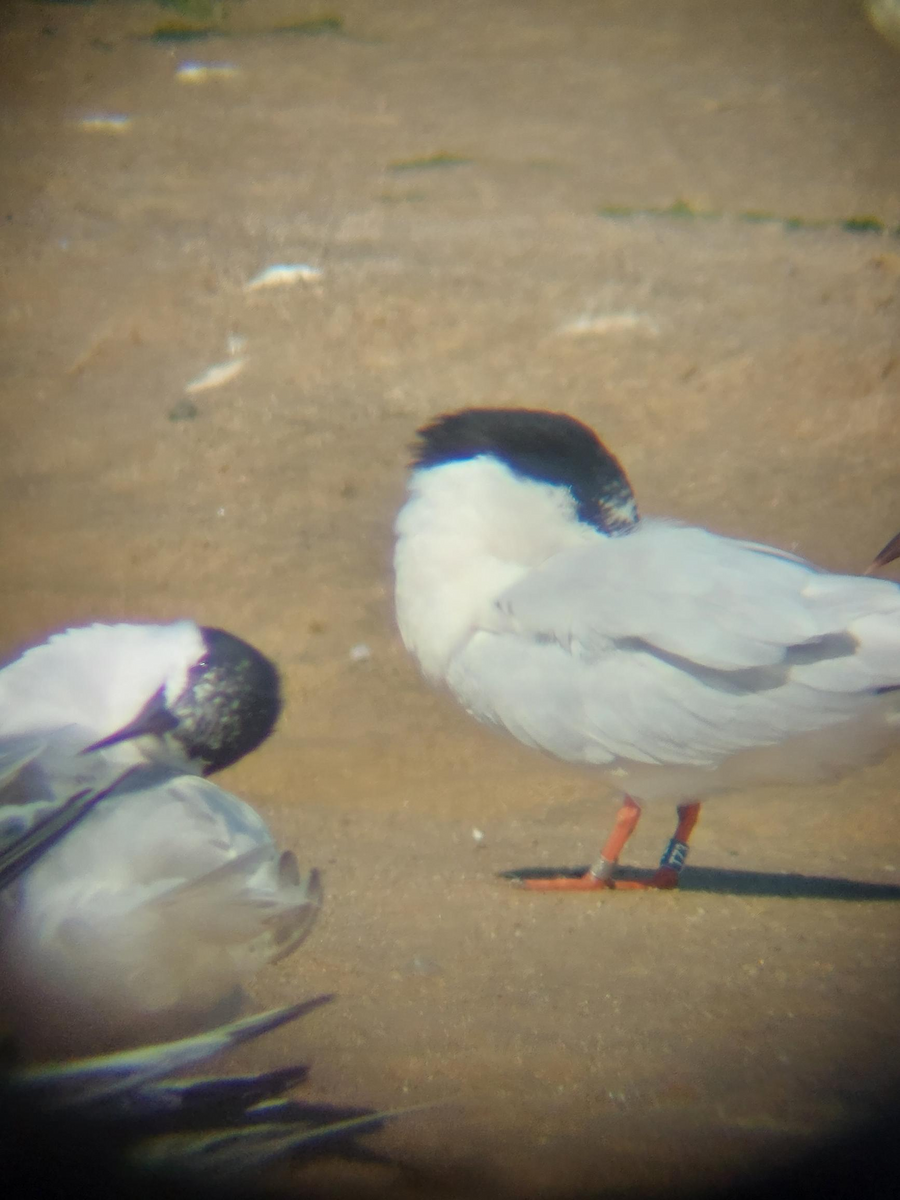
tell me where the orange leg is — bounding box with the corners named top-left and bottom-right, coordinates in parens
top-left (609, 801), bottom-right (701, 890)
top-left (511, 797), bottom-right (701, 892)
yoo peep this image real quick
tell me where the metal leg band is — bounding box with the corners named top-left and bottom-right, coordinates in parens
top-left (588, 857), bottom-right (616, 882)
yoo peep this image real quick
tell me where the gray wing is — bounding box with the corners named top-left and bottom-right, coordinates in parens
top-left (0, 735), bottom-right (68, 845)
top-left (2, 764), bottom-right (320, 1051)
top-left (451, 520), bottom-right (900, 768)
top-left (0, 733), bottom-right (144, 885)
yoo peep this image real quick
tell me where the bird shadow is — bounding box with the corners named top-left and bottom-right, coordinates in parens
top-left (502, 864), bottom-right (900, 901)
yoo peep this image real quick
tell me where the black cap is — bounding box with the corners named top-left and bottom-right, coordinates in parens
top-left (413, 408), bottom-right (638, 535)
top-left (169, 628), bottom-right (282, 774)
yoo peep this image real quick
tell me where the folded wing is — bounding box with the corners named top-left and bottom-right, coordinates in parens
top-left (450, 520), bottom-right (900, 770)
top-left (1, 758), bottom-right (320, 1054)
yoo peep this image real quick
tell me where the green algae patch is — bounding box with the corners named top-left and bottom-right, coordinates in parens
top-left (388, 154), bottom-right (472, 173)
top-left (271, 16), bottom-right (344, 35)
top-left (143, 10), bottom-right (345, 41)
top-left (596, 201), bottom-right (898, 239)
top-left (841, 216), bottom-right (886, 234)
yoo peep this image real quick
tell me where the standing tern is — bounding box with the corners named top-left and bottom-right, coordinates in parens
top-left (0, 621), bottom-right (320, 1052)
top-left (394, 408), bottom-right (900, 891)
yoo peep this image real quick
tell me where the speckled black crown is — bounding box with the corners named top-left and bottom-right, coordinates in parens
top-left (170, 628), bottom-right (282, 774)
top-left (413, 408), bottom-right (638, 534)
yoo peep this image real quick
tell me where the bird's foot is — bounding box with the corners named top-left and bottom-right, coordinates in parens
top-left (510, 869), bottom-right (613, 892)
top-left (499, 865), bottom-right (681, 892)
top-left (605, 866), bottom-right (680, 890)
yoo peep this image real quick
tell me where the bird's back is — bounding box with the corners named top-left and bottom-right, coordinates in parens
top-left (440, 520), bottom-right (900, 802)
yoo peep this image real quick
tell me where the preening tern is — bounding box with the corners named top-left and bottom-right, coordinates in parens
top-left (0, 621), bottom-right (320, 1052)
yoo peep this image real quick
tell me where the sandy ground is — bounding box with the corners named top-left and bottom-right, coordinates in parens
top-left (2, 1), bottom-right (900, 1196)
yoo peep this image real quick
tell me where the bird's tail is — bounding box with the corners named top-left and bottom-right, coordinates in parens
top-left (147, 849), bottom-right (324, 973)
top-left (2, 996), bottom-right (396, 1184)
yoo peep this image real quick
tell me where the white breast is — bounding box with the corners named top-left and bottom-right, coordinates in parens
top-left (394, 457), bottom-right (599, 679)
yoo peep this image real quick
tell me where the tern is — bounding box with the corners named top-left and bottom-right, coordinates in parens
top-left (0, 621), bottom-right (320, 1052)
top-left (394, 408), bottom-right (900, 891)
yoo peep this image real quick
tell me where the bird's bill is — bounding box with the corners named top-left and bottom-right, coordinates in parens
top-left (865, 529), bottom-right (900, 574)
top-left (82, 687), bottom-right (179, 754)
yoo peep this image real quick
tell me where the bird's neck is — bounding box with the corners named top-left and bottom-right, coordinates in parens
top-left (393, 458), bottom-right (593, 679)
